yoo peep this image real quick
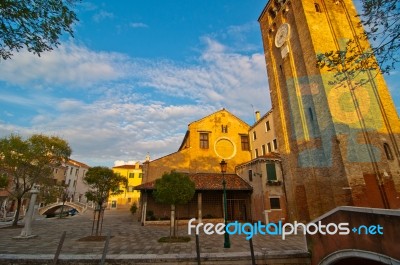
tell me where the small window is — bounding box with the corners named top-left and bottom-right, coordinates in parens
top-left (241, 135), bottom-right (250, 151)
top-left (248, 170), bottom-right (253, 182)
top-left (129, 173), bottom-right (135, 178)
top-left (253, 131), bottom-right (257, 140)
top-left (267, 143), bottom-right (272, 153)
top-left (266, 121), bottom-right (271, 131)
top-left (128, 198), bottom-right (132, 203)
top-left (221, 125), bottom-right (228, 133)
top-left (384, 143), bottom-right (394, 160)
top-left (314, 3), bottom-right (322, 13)
top-left (270, 197), bottom-right (281, 209)
top-left (262, 144), bottom-right (266, 155)
top-left (73, 180), bottom-right (77, 187)
top-left (75, 168), bottom-right (79, 176)
top-left (139, 173), bottom-right (143, 178)
top-left (200, 133), bottom-right (209, 149)
top-left (273, 139), bottom-right (278, 150)
top-left (68, 179), bottom-right (71, 186)
top-left (70, 167), bottom-right (73, 174)
top-left (255, 148), bottom-right (259, 158)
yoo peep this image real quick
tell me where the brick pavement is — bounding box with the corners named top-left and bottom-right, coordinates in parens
top-left (0, 208), bottom-right (308, 263)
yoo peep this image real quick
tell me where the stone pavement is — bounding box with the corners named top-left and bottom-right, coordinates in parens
top-left (0, 209), bottom-right (309, 264)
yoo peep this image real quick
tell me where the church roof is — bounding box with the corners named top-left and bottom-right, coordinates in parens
top-left (135, 173), bottom-right (252, 191)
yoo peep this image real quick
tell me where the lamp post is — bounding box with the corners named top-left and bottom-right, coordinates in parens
top-left (220, 159), bottom-right (230, 248)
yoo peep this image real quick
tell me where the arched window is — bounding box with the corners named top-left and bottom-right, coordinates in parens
top-left (383, 143), bottom-right (394, 160)
top-left (315, 3), bottom-right (322, 13)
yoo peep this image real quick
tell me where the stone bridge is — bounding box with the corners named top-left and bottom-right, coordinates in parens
top-left (307, 206), bottom-right (400, 265)
top-left (38, 201), bottom-right (90, 215)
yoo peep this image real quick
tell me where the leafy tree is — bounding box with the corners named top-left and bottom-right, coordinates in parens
top-left (83, 166), bottom-right (126, 236)
top-left (0, 0), bottom-right (79, 60)
top-left (153, 171), bottom-right (195, 237)
top-left (0, 134), bottom-right (71, 226)
top-left (316, 0), bottom-right (399, 78)
top-left (37, 177), bottom-right (67, 206)
top-left (360, 0), bottom-right (399, 73)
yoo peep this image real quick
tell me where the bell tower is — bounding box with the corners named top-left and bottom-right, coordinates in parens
top-left (258, 0), bottom-right (400, 221)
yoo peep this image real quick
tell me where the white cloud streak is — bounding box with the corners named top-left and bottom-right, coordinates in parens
top-left (129, 22), bottom-right (149, 28)
top-left (93, 10), bottom-right (114, 22)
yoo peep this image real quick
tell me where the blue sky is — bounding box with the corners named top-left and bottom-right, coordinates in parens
top-left (0, 1), bottom-right (399, 167)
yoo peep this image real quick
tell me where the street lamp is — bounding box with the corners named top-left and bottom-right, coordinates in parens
top-left (220, 159), bottom-right (230, 248)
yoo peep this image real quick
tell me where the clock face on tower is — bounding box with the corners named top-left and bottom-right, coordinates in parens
top-left (275, 23), bottom-right (290, 48)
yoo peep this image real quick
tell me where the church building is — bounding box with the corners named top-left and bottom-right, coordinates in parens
top-left (258, 0), bottom-right (400, 221)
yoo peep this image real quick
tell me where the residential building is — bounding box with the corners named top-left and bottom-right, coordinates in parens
top-left (108, 162), bottom-right (143, 209)
top-left (249, 110), bottom-right (277, 159)
top-left (259, 0), bottom-right (400, 221)
top-left (235, 153), bottom-right (286, 223)
top-left (235, 109), bottom-right (285, 223)
top-left (52, 165), bottom-right (67, 186)
top-left (64, 159), bottom-right (90, 203)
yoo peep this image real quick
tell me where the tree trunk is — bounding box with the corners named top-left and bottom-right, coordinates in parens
top-left (170, 204), bottom-right (175, 238)
top-left (12, 198), bottom-right (22, 226)
top-left (96, 208), bottom-right (101, 236)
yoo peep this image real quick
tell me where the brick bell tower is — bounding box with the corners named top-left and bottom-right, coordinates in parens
top-left (258, 0), bottom-right (400, 222)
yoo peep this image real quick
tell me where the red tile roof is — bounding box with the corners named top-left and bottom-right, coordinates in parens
top-left (135, 173), bottom-right (252, 191)
top-left (68, 159), bottom-right (90, 168)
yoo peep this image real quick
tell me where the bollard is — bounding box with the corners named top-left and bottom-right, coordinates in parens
top-left (53, 231), bottom-right (66, 265)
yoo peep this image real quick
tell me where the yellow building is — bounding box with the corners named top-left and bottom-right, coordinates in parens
top-left (137, 108), bottom-right (253, 223)
top-left (108, 162), bottom-right (143, 209)
top-left (142, 108), bottom-right (252, 183)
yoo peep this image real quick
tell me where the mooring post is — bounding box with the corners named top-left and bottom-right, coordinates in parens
top-left (53, 231), bottom-right (66, 265)
top-left (248, 228), bottom-right (256, 265)
top-left (195, 234), bottom-right (201, 265)
top-left (100, 230), bottom-right (111, 265)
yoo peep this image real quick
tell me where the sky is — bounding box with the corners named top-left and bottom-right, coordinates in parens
top-left (0, 1), bottom-right (399, 167)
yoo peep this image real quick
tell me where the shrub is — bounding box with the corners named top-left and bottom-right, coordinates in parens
top-left (130, 202), bottom-right (138, 215)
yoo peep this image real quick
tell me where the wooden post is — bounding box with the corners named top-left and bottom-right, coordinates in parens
top-left (197, 192), bottom-right (202, 223)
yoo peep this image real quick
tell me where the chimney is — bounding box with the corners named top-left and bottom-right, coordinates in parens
top-left (255, 111), bottom-right (261, 121)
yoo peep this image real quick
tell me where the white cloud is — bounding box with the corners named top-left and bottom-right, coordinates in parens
top-left (0, 43), bottom-right (128, 87)
top-left (0, 36), bottom-right (270, 167)
top-left (138, 37), bottom-right (270, 118)
top-left (114, 160), bottom-right (136, 166)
